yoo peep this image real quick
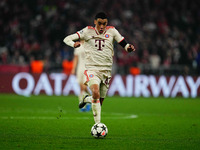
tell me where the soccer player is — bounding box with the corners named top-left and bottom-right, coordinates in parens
top-left (71, 42), bottom-right (91, 112)
top-left (63, 12), bottom-right (135, 124)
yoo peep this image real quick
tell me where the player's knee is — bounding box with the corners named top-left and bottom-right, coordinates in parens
top-left (92, 89), bottom-right (100, 100)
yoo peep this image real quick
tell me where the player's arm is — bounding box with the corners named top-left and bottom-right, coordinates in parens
top-left (119, 39), bottom-right (136, 52)
top-left (113, 28), bottom-right (136, 52)
top-left (63, 33), bottom-right (81, 48)
top-left (63, 27), bottom-right (86, 48)
top-left (71, 55), bottom-right (78, 74)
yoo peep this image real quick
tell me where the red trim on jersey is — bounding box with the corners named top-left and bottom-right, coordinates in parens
top-left (106, 26), bottom-right (115, 29)
top-left (103, 26), bottom-right (114, 34)
top-left (87, 26), bottom-right (99, 35)
top-left (118, 37), bottom-right (125, 43)
top-left (87, 26), bottom-right (95, 30)
top-left (94, 28), bottom-right (99, 35)
top-left (76, 32), bottom-right (80, 40)
top-left (84, 70), bottom-right (89, 82)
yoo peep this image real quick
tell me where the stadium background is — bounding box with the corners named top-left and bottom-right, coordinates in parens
top-left (0, 0), bottom-right (199, 96)
top-left (0, 1), bottom-right (200, 149)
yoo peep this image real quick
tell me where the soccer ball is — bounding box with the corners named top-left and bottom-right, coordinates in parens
top-left (91, 123), bottom-right (108, 138)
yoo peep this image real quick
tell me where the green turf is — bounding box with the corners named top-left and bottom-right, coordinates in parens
top-left (0, 94), bottom-right (200, 150)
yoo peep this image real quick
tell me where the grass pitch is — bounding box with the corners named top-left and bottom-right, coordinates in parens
top-left (0, 94), bottom-right (200, 150)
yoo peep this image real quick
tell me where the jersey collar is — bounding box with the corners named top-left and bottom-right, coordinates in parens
top-left (94, 27), bottom-right (107, 35)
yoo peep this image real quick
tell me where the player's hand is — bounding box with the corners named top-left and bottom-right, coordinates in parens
top-left (74, 42), bottom-right (81, 48)
top-left (127, 44), bottom-right (136, 52)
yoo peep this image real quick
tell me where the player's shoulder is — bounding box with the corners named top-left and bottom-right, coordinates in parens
top-left (82, 26), bottom-right (96, 33)
top-left (106, 26), bottom-right (118, 34)
top-left (79, 26), bottom-right (94, 34)
top-left (87, 26), bottom-right (95, 30)
top-left (106, 26), bottom-right (115, 30)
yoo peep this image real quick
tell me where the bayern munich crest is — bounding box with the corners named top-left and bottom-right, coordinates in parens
top-left (89, 74), bottom-right (94, 78)
top-left (105, 34), bottom-right (109, 38)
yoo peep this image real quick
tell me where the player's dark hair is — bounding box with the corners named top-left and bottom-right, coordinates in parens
top-left (95, 12), bottom-right (107, 20)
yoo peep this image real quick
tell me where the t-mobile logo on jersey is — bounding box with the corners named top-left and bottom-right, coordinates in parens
top-left (95, 39), bottom-right (105, 50)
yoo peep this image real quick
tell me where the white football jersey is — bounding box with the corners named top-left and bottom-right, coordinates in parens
top-left (77, 26), bottom-right (124, 70)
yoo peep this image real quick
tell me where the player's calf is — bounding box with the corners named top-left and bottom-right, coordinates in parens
top-left (100, 98), bottom-right (104, 106)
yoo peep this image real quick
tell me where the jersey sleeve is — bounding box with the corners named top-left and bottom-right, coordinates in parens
top-left (113, 28), bottom-right (125, 43)
top-left (76, 27), bottom-right (87, 40)
top-left (63, 33), bottom-right (79, 47)
top-left (63, 27), bottom-right (87, 47)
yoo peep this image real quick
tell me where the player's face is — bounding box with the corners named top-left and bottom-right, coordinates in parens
top-left (94, 18), bottom-right (108, 34)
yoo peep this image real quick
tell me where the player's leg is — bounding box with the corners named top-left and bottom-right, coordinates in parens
top-left (100, 98), bottom-right (104, 106)
top-left (100, 83), bottom-right (108, 106)
top-left (82, 84), bottom-right (92, 111)
top-left (78, 85), bottom-right (92, 109)
top-left (100, 71), bottom-right (111, 106)
top-left (90, 83), bottom-right (101, 123)
top-left (79, 70), bottom-right (101, 123)
top-left (78, 71), bottom-right (92, 109)
top-left (79, 84), bottom-right (87, 103)
top-left (79, 83), bottom-right (91, 111)
top-left (79, 70), bottom-right (100, 108)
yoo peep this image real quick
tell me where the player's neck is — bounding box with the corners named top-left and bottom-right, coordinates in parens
top-left (95, 27), bottom-right (106, 35)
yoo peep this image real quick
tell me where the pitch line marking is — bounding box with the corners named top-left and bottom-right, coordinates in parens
top-left (0, 114), bottom-right (138, 120)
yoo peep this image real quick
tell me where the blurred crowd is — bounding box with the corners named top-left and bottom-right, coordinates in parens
top-left (0, 0), bottom-right (199, 74)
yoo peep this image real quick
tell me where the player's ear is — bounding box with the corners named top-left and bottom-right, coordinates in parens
top-left (94, 20), bottom-right (97, 26)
